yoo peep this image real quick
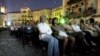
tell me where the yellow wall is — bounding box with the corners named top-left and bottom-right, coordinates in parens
top-left (32, 11), bottom-right (40, 21)
top-left (32, 9), bottom-right (51, 22)
top-left (7, 13), bottom-right (22, 24)
top-left (21, 7), bottom-right (33, 22)
top-left (52, 6), bottom-right (63, 18)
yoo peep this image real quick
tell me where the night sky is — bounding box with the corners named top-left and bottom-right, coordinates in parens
top-left (6, 0), bottom-right (62, 12)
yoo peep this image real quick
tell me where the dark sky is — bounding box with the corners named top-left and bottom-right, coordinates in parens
top-left (6, 0), bottom-right (62, 12)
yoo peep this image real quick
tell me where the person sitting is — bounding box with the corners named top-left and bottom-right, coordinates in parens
top-left (37, 16), bottom-right (60, 56)
top-left (80, 20), bottom-right (96, 47)
top-left (51, 18), bottom-right (75, 56)
top-left (85, 20), bottom-right (99, 38)
top-left (70, 19), bottom-right (89, 46)
top-left (14, 24), bottom-right (20, 38)
top-left (70, 19), bottom-right (96, 52)
top-left (93, 21), bottom-right (100, 35)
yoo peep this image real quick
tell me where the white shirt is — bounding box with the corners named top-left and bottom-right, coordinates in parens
top-left (71, 24), bottom-right (82, 32)
top-left (53, 25), bottom-right (68, 37)
top-left (14, 26), bottom-right (19, 31)
top-left (59, 31), bottom-right (68, 37)
top-left (64, 24), bottom-right (72, 29)
top-left (37, 23), bottom-right (52, 40)
top-left (10, 26), bottom-right (14, 31)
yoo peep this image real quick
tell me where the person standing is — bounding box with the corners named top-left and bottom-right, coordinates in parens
top-left (37, 16), bottom-right (59, 56)
top-left (23, 22), bottom-right (34, 46)
top-left (10, 24), bottom-right (15, 36)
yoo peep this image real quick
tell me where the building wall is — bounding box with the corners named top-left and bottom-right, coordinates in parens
top-left (94, 17), bottom-right (100, 22)
top-left (0, 15), bottom-right (4, 26)
top-left (32, 9), bottom-right (51, 22)
top-left (62, 0), bottom-right (68, 16)
top-left (21, 7), bottom-right (33, 21)
top-left (6, 0), bottom-right (100, 25)
top-left (7, 13), bottom-right (21, 24)
top-left (32, 11), bottom-right (40, 21)
top-left (41, 9), bottom-right (51, 19)
top-left (21, 7), bottom-right (31, 13)
top-left (2, 15), bottom-right (7, 27)
top-left (87, 0), bottom-right (96, 8)
top-left (97, 0), bottom-right (100, 14)
top-left (52, 6), bottom-right (63, 18)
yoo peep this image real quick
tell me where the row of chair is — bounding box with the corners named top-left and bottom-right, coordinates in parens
top-left (9, 26), bottom-right (100, 56)
top-left (10, 27), bottom-right (48, 51)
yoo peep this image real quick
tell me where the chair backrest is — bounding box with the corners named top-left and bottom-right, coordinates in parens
top-left (24, 26), bottom-right (34, 34)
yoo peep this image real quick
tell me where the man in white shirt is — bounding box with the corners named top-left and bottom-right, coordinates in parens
top-left (37, 16), bottom-right (59, 56)
top-left (71, 24), bottom-right (82, 32)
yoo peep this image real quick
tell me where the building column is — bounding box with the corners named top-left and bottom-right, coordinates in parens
top-left (96, 0), bottom-right (100, 14)
top-left (62, 0), bottom-right (68, 16)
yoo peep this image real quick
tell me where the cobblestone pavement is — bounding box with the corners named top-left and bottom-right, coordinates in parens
top-left (0, 31), bottom-right (46, 56)
top-left (0, 30), bottom-right (100, 56)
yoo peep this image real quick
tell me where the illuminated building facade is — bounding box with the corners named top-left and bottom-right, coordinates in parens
top-left (32, 9), bottom-right (51, 22)
top-left (62, 0), bottom-right (68, 16)
top-left (0, 0), bottom-right (7, 27)
top-left (0, 7), bottom-right (7, 27)
top-left (32, 10), bottom-right (40, 22)
top-left (52, 6), bottom-right (63, 18)
top-left (21, 7), bottom-right (33, 23)
top-left (6, 0), bottom-right (100, 25)
top-left (7, 12), bottom-right (21, 25)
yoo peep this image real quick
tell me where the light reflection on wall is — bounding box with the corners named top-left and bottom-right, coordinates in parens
top-left (7, 21), bottom-right (11, 26)
top-left (7, 14), bottom-right (12, 26)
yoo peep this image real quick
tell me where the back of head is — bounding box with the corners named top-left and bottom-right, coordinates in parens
top-left (80, 19), bottom-right (84, 24)
top-left (89, 17), bottom-right (95, 24)
top-left (52, 17), bottom-right (57, 25)
top-left (40, 15), bottom-right (46, 23)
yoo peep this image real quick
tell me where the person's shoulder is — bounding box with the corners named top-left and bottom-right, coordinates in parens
top-left (71, 24), bottom-right (74, 26)
top-left (37, 23), bottom-right (42, 27)
top-left (37, 23), bottom-right (41, 25)
top-left (45, 23), bottom-right (49, 25)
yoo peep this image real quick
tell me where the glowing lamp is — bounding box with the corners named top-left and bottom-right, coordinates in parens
top-left (27, 27), bottom-right (31, 29)
top-left (1, 7), bottom-right (5, 13)
top-left (7, 21), bottom-right (11, 26)
top-left (60, 18), bottom-right (65, 24)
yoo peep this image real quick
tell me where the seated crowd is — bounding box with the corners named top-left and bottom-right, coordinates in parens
top-left (9, 15), bottom-right (100, 56)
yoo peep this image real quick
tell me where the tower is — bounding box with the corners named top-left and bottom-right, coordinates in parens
top-left (0, 0), bottom-right (7, 13)
top-left (0, 0), bottom-right (7, 27)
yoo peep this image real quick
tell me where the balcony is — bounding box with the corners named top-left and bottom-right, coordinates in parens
top-left (67, 0), bottom-right (82, 5)
top-left (83, 7), bottom-right (96, 17)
